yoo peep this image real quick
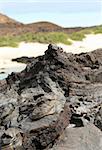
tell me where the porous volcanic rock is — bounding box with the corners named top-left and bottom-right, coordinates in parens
top-left (0, 44), bottom-right (102, 149)
top-left (0, 44), bottom-right (71, 150)
top-left (94, 105), bottom-right (102, 131)
top-left (50, 124), bottom-right (102, 150)
top-left (12, 56), bottom-right (35, 64)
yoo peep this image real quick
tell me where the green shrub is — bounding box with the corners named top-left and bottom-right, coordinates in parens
top-left (0, 36), bottom-right (18, 47)
top-left (69, 32), bottom-right (86, 41)
top-left (0, 32), bottom-right (72, 47)
top-left (93, 26), bottom-right (102, 34)
top-left (19, 32), bottom-right (72, 45)
top-left (0, 25), bottom-right (102, 47)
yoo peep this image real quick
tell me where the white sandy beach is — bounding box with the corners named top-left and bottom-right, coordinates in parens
top-left (0, 60), bottom-right (26, 80)
top-left (0, 42), bottom-right (48, 60)
top-left (0, 34), bottom-right (102, 79)
top-left (59, 34), bottom-right (102, 54)
top-left (0, 34), bottom-right (102, 60)
top-left (0, 43), bottom-right (48, 79)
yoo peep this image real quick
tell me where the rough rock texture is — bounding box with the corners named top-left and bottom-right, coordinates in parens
top-left (12, 56), bottom-right (35, 64)
top-left (50, 124), bottom-right (102, 150)
top-left (94, 106), bottom-right (102, 131)
top-left (0, 44), bottom-right (102, 149)
top-left (0, 44), bottom-right (71, 150)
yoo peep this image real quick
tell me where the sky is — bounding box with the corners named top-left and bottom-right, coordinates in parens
top-left (0, 0), bottom-right (102, 27)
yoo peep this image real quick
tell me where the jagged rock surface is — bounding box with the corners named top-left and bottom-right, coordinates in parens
top-left (12, 56), bottom-right (35, 64)
top-left (0, 44), bottom-right (71, 150)
top-left (0, 44), bottom-right (102, 149)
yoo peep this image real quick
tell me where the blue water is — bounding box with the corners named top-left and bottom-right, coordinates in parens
top-left (0, 61), bottom-right (26, 80)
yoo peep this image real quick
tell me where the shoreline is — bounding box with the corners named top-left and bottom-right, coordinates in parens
top-left (0, 33), bottom-right (102, 79)
top-left (0, 34), bottom-right (102, 61)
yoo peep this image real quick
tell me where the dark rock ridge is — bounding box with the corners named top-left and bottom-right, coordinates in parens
top-left (12, 56), bottom-right (35, 64)
top-left (0, 44), bottom-right (102, 149)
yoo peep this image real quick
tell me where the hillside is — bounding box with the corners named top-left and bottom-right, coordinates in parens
top-left (0, 13), bottom-right (23, 28)
top-left (0, 13), bottom-right (102, 47)
top-left (26, 21), bottom-right (63, 32)
top-left (0, 13), bottom-right (85, 36)
top-left (0, 13), bottom-right (20, 24)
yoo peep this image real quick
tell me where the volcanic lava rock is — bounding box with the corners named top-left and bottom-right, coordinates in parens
top-left (12, 56), bottom-right (35, 64)
top-left (94, 106), bottom-right (102, 131)
top-left (50, 124), bottom-right (102, 150)
top-left (0, 44), bottom-right (71, 150)
top-left (0, 44), bottom-right (102, 149)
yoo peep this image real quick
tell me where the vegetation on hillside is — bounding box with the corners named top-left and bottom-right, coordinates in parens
top-left (93, 25), bottom-right (102, 34)
top-left (0, 32), bottom-right (72, 47)
top-left (68, 25), bottom-right (102, 41)
top-left (0, 36), bottom-right (18, 47)
top-left (69, 32), bottom-right (86, 41)
top-left (19, 32), bottom-right (71, 45)
top-left (0, 25), bottom-right (102, 47)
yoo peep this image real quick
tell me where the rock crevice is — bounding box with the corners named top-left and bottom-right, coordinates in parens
top-left (0, 44), bottom-right (102, 149)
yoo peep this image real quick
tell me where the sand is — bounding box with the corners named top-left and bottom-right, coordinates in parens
top-left (58, 34), bottom-right (102, 54)
top-left (0, 34), bottom-right (102, 60)
top-left (0, 34), bottom-right (102, 79)
top-left (0, 42), bottom-right (48, 79)
top-left (0, 42), bottom-right (48, 60)
top-left (0, 60), bottom-right (26, 80)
